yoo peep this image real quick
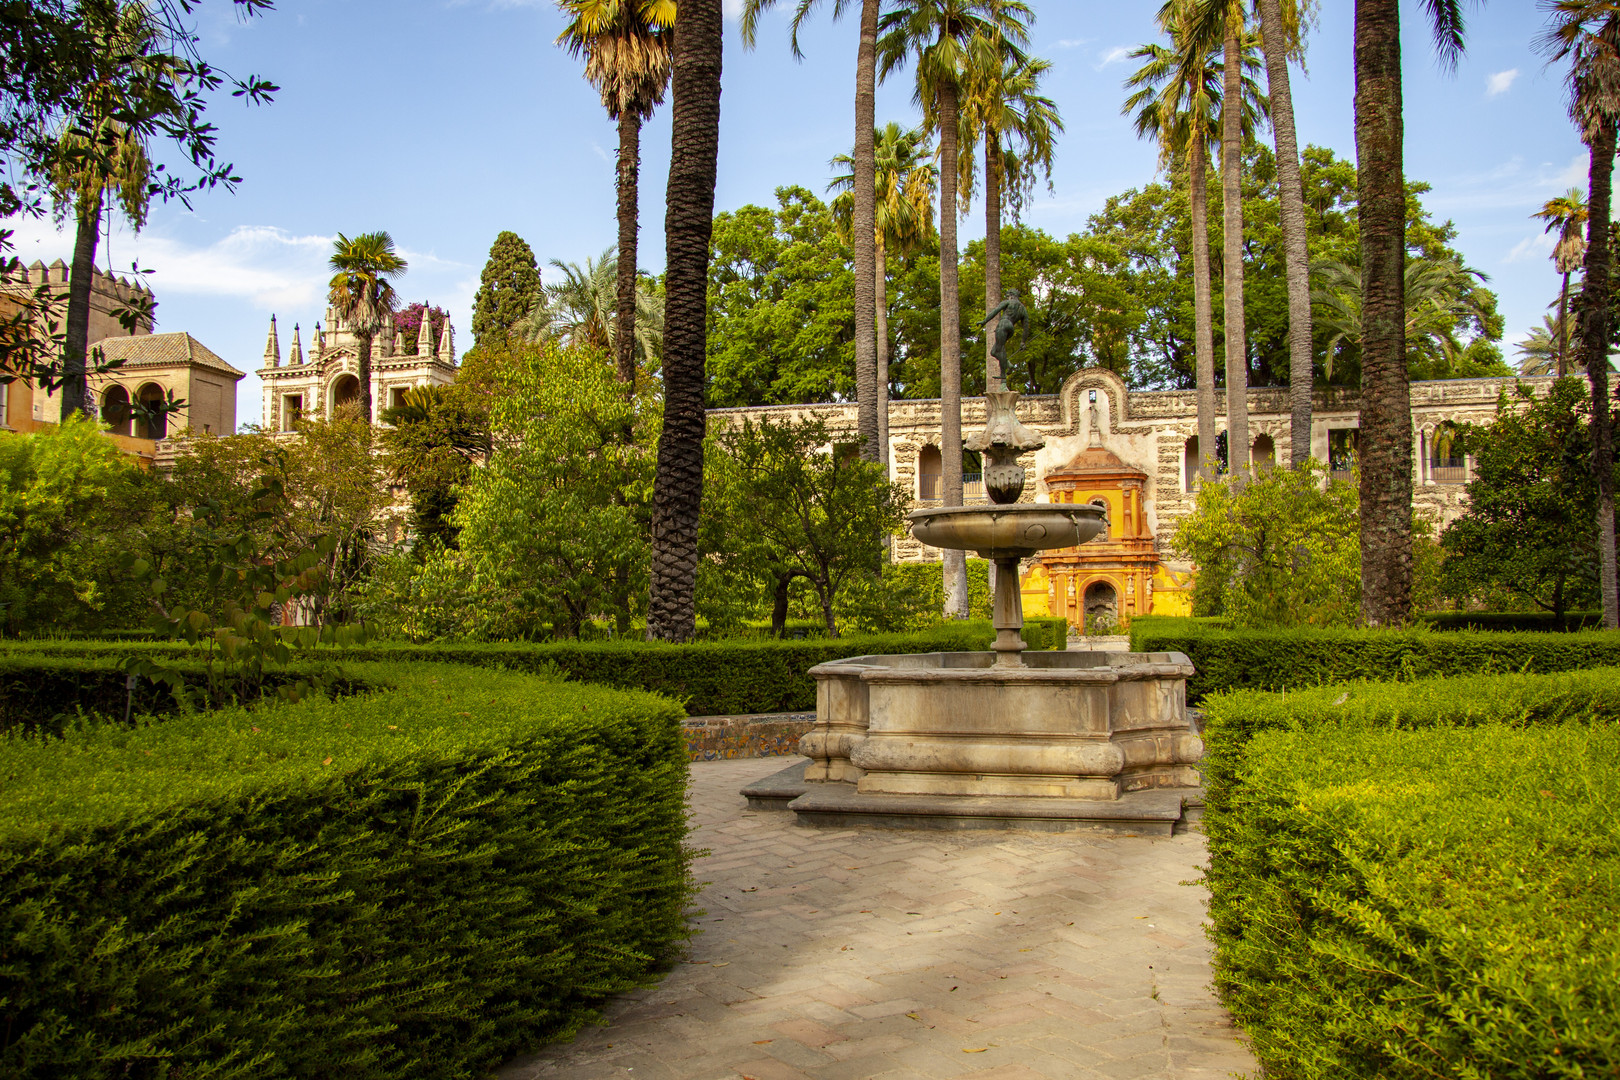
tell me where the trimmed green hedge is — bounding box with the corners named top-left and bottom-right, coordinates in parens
top-left (12, 623), bottom-right (1012, 716)
top-left (1418, 609), bottom-right (1605, 632)
top-left (1207, 720), bottom-right (1620, 1078)
top-left (1130, 617), bottom-right (1620, 700)
top-left (0, 661), bottom-right (693, 1079)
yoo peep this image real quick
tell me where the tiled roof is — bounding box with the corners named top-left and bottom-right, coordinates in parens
top-left (92, 332), bottom-right (245, 379)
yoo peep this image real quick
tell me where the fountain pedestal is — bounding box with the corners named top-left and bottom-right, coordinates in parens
top-left (742, 390), bottom-right (1205, 834)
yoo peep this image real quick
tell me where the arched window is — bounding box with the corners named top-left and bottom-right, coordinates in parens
top-left (1252, 433), bottom-right (1276, 472)
top-left (918, 444), bottom-right (942, 500)
top-left (330, 374), bottom-right (361, 416)
top-left (1084, 580), bottom-right (1118, 632)
top-left (1430, 426), bottom-right (1466, 484)
top-left (100, 384), bottom-right (132, 436)
top-left (134, 383), bottom-right (167, 439)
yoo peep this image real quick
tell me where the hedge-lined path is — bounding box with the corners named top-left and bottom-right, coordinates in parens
top-left (495, 758), bottom-right (1254, 1080)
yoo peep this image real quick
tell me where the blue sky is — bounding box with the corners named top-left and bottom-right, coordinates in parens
top-left (7, 0), bottom-right (1591, 427)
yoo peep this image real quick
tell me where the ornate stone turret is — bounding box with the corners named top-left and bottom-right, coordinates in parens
top-left (263, 315), bottom-right (281, 367)
top-left (438, 320), bottom-right (454, 364)
top-left (314, 321), bottom-right (326, 358)
top-left (416, 314), bottom-right (433, 358)
top-left (288, 323), bottom-right (303, 366)
top-left (379, 317), bottom-right (395, 358)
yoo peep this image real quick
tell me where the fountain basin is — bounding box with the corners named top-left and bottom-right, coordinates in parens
top-left (799, 650), bottom-right (1201, 802)
top-left (907, 503), bottom-right (1107, 559)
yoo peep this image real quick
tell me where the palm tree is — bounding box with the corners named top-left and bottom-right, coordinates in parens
top-left (1123, 15), bottom-right (1223, 480)
top-left (556, 0), bottom-right (674, 393)
top-left (1516, 313), bottom-right (1571, 376)
top-left (1533, 186), bottom-right (1588, 377)
top-left (1354, 0), bottom-right (1471, 627)
top-left (517, 245), bottom-right (664, 367)
top-left (647, 0), bottom-right (723, 642)
top-left (880, 0), bottom-right (1031, 618)
top-left (962, 51), bottom-right (1062, 392)
top-left (830, 123), bottom-right (938, 466)
top-left (1254, 0), bottom-right (1315, 467)
top-left (742, 0), bottom-right (883, 462)
top-left (1311, 256), bottom-right (1493, 380)
top-left (51, 1), bottom-right (157, 421)
top-left (1184, 0), bottom-right (1269, 478)
top-left (1540, 2), bottom-right (1620, 630)
top-left (327, 232), bottom-right (408, 424)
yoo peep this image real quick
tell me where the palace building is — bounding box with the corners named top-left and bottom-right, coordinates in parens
top-left (713, 367), bottom-right (1532, 630)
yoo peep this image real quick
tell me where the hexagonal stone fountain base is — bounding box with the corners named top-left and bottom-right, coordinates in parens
top-left (740, 649), bottom-right (1205, 834)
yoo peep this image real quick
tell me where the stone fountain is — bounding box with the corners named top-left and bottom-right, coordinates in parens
top-left (742, 332), bottom-right (1204, 834)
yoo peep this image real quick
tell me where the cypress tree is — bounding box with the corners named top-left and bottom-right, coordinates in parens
top-left (471, 231), bottom-right (541, 349)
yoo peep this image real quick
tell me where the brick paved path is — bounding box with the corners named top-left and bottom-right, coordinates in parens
top-left (496, 758), bottom-right (1255, 1080)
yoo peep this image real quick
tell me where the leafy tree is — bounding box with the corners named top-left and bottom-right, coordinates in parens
top-left (706, 188), bottom-right (855, 407)
top-left (647, 0), bottom-right (722, 642)
top-left (1442, 379), bottom-right (1615, 623)
top-left (1169, 461), bottom-right (1361, 627)
top-left (706, 415), bottom-right (908, 637)
top-left (0, 0), bottom-right (277, 402)
top-left (380, 384), bottom-right (491, 552)
top-left (394, 302), bottom-right (450, 356)
top-left (327, 231), bottom-right (407, 423)
top-left (556, 0), bottom-right (674, 390)
top-left (469, 230), bottom-right (541, 352)
top-left (443, 343), bottom-right (656, 639)
top-left (0, 416), bottom-right (156, 635)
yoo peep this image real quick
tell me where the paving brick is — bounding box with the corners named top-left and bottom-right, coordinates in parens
top-left (494, 759), bottom-right (1257, 1080)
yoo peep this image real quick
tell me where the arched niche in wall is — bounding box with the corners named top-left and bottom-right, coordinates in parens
top-left (1057, 367), bottom-right (1130, 440)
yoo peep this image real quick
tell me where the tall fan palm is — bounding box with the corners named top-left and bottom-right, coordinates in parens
top-left (1540, 1), bottom-right (1620, 630)
top-left (1353, 0), bottom-right (1473, 627)
top-left (1123, 16), bottom-right (1224, 480)
top-left (1533, 186), bottom-right (1588, 377)
top-left (1183, 0), bottom-right (1269, 478)
top-left (962, 51), bottom-right (1062, 391)
top-left (879, 0), bottom-right (1031, 619)
top-left (51, 0), bottom-right (159, 421)
top-left (647, 0), bottom-right (723, 642)
top-left (556, 0), bottom-right (674, 393)
top-left (742, 0), bottom-right (884, 461)
top-left (830, 123), bottom-right (939, 466)
top-left (1255, 0), bottom-right (1318, 466)
top-left (327, 232), bottom-right (408, 424)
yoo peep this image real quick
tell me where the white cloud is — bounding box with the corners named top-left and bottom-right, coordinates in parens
top-left (1486, 68), bottom-right (1519, 98)
top-left (1504, 232), bottom-right (1556, 264)
top-left (722, 0), bottom-right (744, 21)
top-left (591, 142), bottom-right (613, 164)
top-left (1096, 45), bottom-right (1133, 70)
top-left (1052, 38), bottom-right (1088, 50)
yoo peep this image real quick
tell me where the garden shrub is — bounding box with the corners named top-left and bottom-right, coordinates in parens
top-left (1205, 720), bottom-right (1620, 1078)
top-left (1131, 617), bottom-right (1620, 700)
top-left (10, 622), bottom-right (1020, 715)
top-left (1418, 609), bottom-right (1605, 632)
top-left (0, 660), bottom-right (692, 1079)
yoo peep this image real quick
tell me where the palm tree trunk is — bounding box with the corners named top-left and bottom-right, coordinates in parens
top-left (984, 137), bottom-right (1003, 391)
top-left (1557, 270), bottom-right (1570, 378)
top-left (1581, 121), bottom-right (1617, 629)
top-left (939, 78), bottom-right (968, 618)
top-left (876, 230), bottom-right (891, 466)
top-left (1354, 0), bottom-right (1412, 627)
top-left (1258, 0), bottom-right (1314, 468)
top-left (1221, 30), bottom-right (1250, 479)
top-left (852, 0), bottom-right (880, 461)
top-left (616, 108), bottom-right (642, 392)
top-left (61, 194), bottom-right (103, 421)
top-left (358, 329), bottom-right (374, 423)
top-left (647, 0), bottom-right (723, 643)
top-left (1188, 138), bottom-right (1218, 479)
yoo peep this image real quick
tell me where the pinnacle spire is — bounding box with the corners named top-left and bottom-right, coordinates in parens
top-left (264, 315), bottom-right (281, 367)
top-left (289, 323), bottom-right (304, 366)
top-left (438, 319), bottom-right (454, 364)
top-left (417, 309), bottom-right (433, 357)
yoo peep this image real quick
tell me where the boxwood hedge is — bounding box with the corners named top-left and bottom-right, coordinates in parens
top-left (10, 621), bottom-right (1046, 716)
top-left (1201, 668), bottom-right (1620, 1077)
top-left (1130, 617), bottom-right (1620, 700)
top-left (1207, 721), bottom-right (1620, 1078)
top-left (0, 661), bottom-right (693, 1079)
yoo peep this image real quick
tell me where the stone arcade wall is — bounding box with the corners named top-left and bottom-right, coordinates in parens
top-left (710, 369), bottom-right (1549, 568)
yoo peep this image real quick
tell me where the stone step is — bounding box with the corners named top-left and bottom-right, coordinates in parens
top-left (737, 758), bottom-right (809, 810)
